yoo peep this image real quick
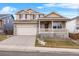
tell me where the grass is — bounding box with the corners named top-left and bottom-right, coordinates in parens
top-left (35, 38), bottom-right (79, 49)
top-left (0, 35), bottom-right (7, 41)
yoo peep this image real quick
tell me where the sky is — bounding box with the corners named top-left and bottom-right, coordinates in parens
top-left (0, 3), bottom-right (79, 18)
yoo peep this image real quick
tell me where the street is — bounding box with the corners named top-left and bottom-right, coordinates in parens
top-left (0, 51), bottom-right (79, 56)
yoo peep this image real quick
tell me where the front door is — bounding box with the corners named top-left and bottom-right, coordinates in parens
top-left (40, 21), bottom-right (52, 32)
top-left (45, 22), bottom-right (49, 29)
top-left (44, 22), bottom-right (50, 31)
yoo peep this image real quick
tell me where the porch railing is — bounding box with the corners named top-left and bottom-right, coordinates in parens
top-left (39, 28), bottom-right (67, 33)
top-left (39, 28), bottom-right (51, 32)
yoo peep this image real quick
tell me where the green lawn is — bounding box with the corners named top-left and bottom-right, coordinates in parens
top-left (35, 38), bottom-right (79, 49)
top-left (0, 35), bottom-right (7, 41)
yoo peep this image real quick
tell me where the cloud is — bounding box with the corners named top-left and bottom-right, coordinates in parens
top-left (0, 6), bottom-right (17, 14)
top-left (43, 3), bottom-right (79, 9)
top-left (37, 6), bottom-right (43, 9)
top-left (57, 3), bottom-right (79, 9)
top-left (44, 3), bottom-right (56, 7)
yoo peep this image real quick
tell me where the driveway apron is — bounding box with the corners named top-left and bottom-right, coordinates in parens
top-left (0, 35), bottom-right (36, 47)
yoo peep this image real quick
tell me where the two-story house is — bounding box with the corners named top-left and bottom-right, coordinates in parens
top-left (0, 14), bottom-right (14, 35)
top-left (14, 9), bottom-right (70, 38)
top-left (14, 9), bottom-right (44, 35)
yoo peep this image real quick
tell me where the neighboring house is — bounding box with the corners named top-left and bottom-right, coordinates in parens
top-left (0, 14), bottom-right (14, 34)
top-left (66, 16), bottom-right (79, 33)
top-left (14, 9), bottom-right (70, 38)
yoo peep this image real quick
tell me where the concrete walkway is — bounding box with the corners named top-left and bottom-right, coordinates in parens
top-left (0, 35), bottom-right (36, 47)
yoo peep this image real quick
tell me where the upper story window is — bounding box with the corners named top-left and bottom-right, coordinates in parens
top-left (19, 14), bottom-right (23, 19)
top-left (25, 14), bottom-right (27, 19)
top-left (33, 14), bottom-right (35, 19)
top-left (39, 15), bottom-right (40, 18)
top-left (39, 14), bottom-right (44, 18)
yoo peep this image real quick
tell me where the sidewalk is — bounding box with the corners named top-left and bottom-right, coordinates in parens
top-left (0, 45), bottom-right (79, 53)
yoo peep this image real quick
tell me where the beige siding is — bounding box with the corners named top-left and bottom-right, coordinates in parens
top-left (47, 13), bottom-right (61, 18)
top-left (26, 9), bottom-right (34, 14)
top-left (16, 9), bottom-right (44, 20)
top-left (16, 24), bottom-right (37, 28)
top-left (76, 20), bottom-right (79, 25)
top-left (16, 15), bottom-right (19, 20)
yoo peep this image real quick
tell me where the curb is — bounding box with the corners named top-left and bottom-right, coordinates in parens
top-left (0, 45), bottom-right (79, 53)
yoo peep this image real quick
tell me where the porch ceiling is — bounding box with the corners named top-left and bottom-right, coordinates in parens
top-left (39, 19), bottom-right (68, 21)
top-left (38, 17), bottom-right (69, 21)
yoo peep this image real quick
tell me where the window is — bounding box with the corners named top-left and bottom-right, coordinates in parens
top-left (25, 14), bottom-right (27, 19)
top-left (58, 24), bottom-right (62, 28)
top-left (76, 27), bottom-right (79, 29)
top-left (53, 22), bottom-right (62, 29)
top-left (33, 14), bottom-right (35, 19)
top-left (39, 15), bottom-right (40, 18)
top-left (53, 25), bottom-right (62, 29)
top-left (39, 14), bottom-right (44, 18)
top-left (19, 14), bottom-right (22, 19)
top-left (53, 26), bottom-right (56, 29)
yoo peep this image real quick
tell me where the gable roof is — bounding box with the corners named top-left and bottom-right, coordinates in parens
top-left (38, 12), bottom-right (70, 21)
top-left (16, 9), bottom-right (44, 15)
top-left (44, 12), bottom-right (66, 18)
top-left (0, 14), bottom-right (14, 20)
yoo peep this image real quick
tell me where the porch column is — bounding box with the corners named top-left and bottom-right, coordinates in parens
top-left (52, 20), bottom-right (53, 32)
top-left (39, 20), bottom-right (40, 33)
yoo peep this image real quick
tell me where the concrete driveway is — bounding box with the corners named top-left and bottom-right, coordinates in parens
top-left (0, 35), bottom-right (36, 47)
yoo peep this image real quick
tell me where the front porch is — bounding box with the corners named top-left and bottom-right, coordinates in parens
top-left (38, 21), bottom-right (67, 33)
top-left (38, 20), bottom-right (68, 39)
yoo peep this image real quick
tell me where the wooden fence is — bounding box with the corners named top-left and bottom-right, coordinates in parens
top-left (69, 33), bottom-right (79, 40)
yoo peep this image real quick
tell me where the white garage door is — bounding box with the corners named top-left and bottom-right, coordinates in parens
top-left (15, 24), bottom-right (37, 35)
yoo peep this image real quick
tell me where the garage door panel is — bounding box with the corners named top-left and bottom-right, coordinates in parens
top-left (15, 24), bottom-right (37, 35)
top-left (16, 28), bottom-right (36, 35)
top-left (16, 24), bottom-right (36, 28)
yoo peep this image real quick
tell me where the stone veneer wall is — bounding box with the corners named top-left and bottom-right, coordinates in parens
top-left (38, 32), bottom-right (69, 40)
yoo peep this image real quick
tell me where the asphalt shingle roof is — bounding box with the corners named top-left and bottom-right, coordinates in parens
top-left (0, 14), bottom-right (14, 19)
